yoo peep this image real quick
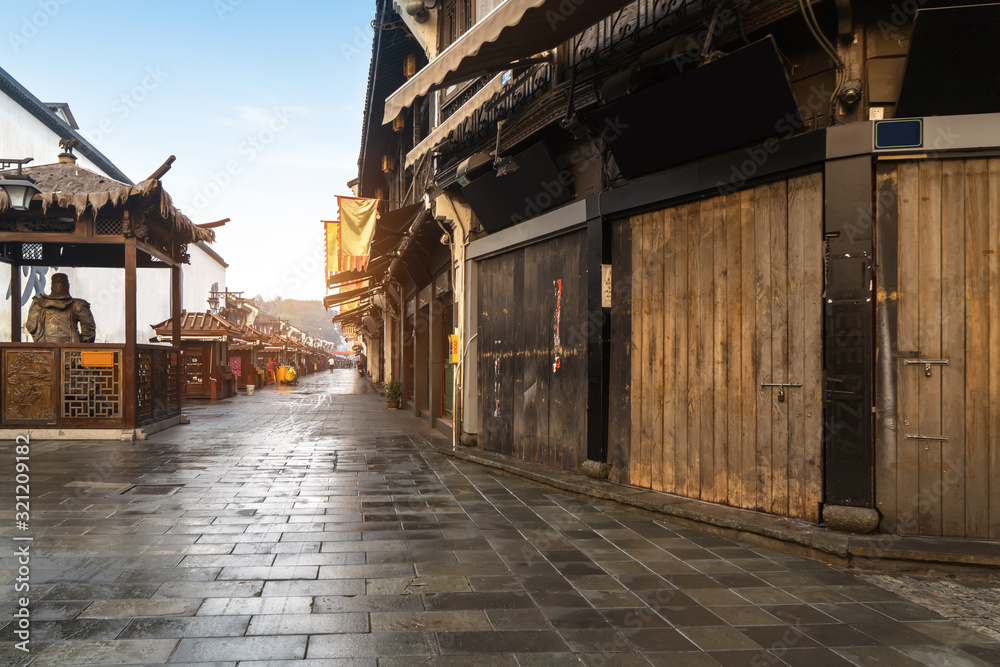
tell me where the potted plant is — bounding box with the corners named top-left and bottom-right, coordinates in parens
top-left (385, 380), bottom-right (402, 409)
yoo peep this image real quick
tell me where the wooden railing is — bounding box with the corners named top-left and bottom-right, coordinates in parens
top-left (0, 342), bottom-right (180, 429)
top-left (136, 344), bottom-right (181, 426)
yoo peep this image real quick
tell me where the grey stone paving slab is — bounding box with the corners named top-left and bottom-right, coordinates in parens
top-left (32, 638), bottom-right (178, 665)
top-left (169, 634), bottom-right (307, 662)
top-left (79, 598), bottom-right (203, 618)
top-left (246, 612), bottom-right (369, 635)
top-left (0, 371), bottom-right (995, 666)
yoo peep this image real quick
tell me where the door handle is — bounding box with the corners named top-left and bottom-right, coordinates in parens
top-left (903, 359), bottom-right (948, 377)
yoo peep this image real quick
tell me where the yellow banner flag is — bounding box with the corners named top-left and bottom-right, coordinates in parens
top-left (324, 220), bottom-right (340, 277)
top-left (337, 196), bottom-right (379, 256)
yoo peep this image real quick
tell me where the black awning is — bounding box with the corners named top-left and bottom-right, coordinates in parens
top-left (895, 4), bottom-right (1000, 117)
top-left (370, 202), bottom-right (424, 257)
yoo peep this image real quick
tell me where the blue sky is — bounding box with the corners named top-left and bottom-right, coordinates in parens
top-left (4, 0), bottom-right (377, 300)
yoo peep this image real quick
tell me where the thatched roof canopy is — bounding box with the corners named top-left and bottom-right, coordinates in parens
top-left (0, 162), bottom-right (214, 245)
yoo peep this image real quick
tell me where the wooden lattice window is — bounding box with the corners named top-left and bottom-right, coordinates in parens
top-left (62, 349), bottom-right (122, 420)
top-left (21, 243), bottom-right (42, 261)
top-left (95, 206), bottom-right (123, 235)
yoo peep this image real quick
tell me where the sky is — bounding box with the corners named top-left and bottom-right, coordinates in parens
top-left (3, 0), bottom-right (377, 301)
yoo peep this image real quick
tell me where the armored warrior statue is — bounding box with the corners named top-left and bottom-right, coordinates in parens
top-left (25, 273), bottom-right (96, 343)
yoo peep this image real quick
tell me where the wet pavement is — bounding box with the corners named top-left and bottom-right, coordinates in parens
top-left (1, 370), bottom-right (999, 666)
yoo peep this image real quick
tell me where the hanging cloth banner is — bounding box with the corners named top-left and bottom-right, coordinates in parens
top-left (337, 196), bottom-right (380, 256)
top-left (324, 219), bottom-right (367, 277)
top-left (324, 220), bottom-right (341, 277)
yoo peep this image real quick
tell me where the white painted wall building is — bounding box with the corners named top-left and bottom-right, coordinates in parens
top-left (0, 65), bottom-right (227, 344)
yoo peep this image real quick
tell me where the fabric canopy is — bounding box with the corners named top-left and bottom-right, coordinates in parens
top-left (338, 196), bottom-right (380, 255)
top-left (382, 0), bottom-right (634, 124)
top-left (323, 286), bottom-right (375, 310)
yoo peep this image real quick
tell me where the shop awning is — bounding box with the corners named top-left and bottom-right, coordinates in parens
top-left (323, 285), bottom-right (376, 309)
top-left (370, 202), bottom-right (425, 257)
top-left (333, 306), bottom-right (371, 326)
top-left (382, 0), bottom-right (634, 124)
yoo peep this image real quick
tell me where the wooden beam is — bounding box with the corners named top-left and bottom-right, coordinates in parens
top-left (136, 239), bottom-right (179, 266)
top-left (10, 265), bottom-right (21, 342)
top-left (146, 155), bottom-right (176, 181)
top-left (197, 218), bottom-right (229, 229)
top-left (0, 233), bottom-right (121, 244)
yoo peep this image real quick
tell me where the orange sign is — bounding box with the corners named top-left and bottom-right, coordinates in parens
top-left (450, 334), bottom-right (460, 364)
top-left (80, 351), bottom-right (116, 368)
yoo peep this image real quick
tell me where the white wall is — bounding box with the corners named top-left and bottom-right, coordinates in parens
top-left (0, 95), bottom-right (107, 176)
top-left (183, 244), bottom-right (228, 314)
top-left (0, 257), bottom-right (224, 345)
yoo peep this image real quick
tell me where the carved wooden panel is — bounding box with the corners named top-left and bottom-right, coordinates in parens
top-left (2, 349), bottom-right (57, 423)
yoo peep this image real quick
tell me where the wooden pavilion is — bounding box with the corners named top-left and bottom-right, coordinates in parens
top-left (228, 324), bottom-right (266, 391)
top-left (0, 160), bottom-right (214, 437)
top-left (151, 310), bottom-right (244, 400)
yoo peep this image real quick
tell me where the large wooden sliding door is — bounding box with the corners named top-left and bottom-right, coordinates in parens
top-left (876, 158), bottom-right (1000, 538)
top-left (610, 172), bottom-right (824, 521)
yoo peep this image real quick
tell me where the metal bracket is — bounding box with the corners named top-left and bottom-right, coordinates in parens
top-left (905, 434), bottom-right (948, 441)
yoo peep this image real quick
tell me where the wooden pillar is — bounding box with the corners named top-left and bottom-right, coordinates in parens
top-left (170, 263), bottom-right (182, 347)
top-left (124, 235), bottom-right (137, 429)
top-left (10, 264), bottom-right (21, 342)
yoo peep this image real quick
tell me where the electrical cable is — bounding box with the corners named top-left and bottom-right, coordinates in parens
top-left (797, 0), bottom-right (845, 126)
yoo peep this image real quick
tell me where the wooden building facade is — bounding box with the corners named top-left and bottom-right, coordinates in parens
top-left (152, 311), bottom-right (240, 400)
top-left (355, 0), bottom-right (1000, 541)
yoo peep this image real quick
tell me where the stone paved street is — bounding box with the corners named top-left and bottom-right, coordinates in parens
top-left (2, 371), bottom-right (999, 666)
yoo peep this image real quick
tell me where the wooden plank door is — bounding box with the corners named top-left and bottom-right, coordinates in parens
top-left (616, 172), bottom-right (824, 521)
top-left (878, 158), bottom-right (1000, 538)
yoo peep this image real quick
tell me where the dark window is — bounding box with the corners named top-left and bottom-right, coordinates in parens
top-left (440, 0), bottom-right (474, 50)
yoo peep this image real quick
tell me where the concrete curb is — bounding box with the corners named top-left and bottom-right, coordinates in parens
top-left (390, 409), bottom-right (1000, 574)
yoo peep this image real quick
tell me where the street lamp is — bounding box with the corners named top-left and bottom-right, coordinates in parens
top-left (208, 288), bottom-right (243, 316)
top-left (0, 158), bottom-right (41, 211)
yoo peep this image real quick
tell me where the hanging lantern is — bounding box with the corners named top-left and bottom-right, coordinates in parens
top-left (382, 154), bottom-right (396, 173)
top-left (392, 111), bottom-right (406, 133)
top-left (404, 53), bottom-right (418, 79)
top-left (375, 187), bottom-right (385, 201)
